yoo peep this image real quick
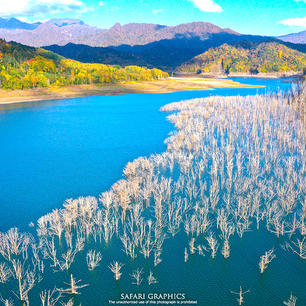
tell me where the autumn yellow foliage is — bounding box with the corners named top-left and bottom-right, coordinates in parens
top-left (178, 42), bottom-right (306, 74)
top-left (0, 39), bottom-right (168, 90)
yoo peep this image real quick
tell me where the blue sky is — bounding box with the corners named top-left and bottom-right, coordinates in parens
top-left (0, 0), bottom-right (305, 36)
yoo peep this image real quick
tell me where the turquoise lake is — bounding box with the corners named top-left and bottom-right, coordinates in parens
top-left (0, 77), bottom-right (305, 306)
top-left (0, 78), bottom-right (292, 231)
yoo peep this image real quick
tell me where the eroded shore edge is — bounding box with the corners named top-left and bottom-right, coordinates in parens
top-left (0, 77), bottom-right (262, 105)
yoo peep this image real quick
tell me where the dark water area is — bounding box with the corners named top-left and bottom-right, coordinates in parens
top-left (0, 77), bottom-right (302, 306)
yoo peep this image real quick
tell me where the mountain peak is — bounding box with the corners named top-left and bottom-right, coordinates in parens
top-left (110, 23), bottom-right (122, 31)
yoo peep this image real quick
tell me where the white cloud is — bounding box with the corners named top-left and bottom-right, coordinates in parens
top-left (17, 16), bottom-right (49, 23)
top-left (279, 16), bottom-right (306, 27)
top-left (152, 9), bottom-right (164, 14)
top-left (0, 0), bottom-right (30, 16)
top-left (99, 1), bottom-right (104, 6)
top-left (190, 0), bottom-right (223, 13)
top-left (0, 0), bottom-right (88, 17)
top-left (110, 6), bottom-right (120, 11)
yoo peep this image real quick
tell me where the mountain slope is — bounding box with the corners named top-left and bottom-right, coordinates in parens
top-left (0, 39), bottom-right (63, 63)
top-left (177, 42), bottom-right (306, 74)
top-left (278, 30), bottom-right (306, 44)
top-left (0, 39), bottom-right (168, 89)
top-left (44, 43), bottom-right (147, 67)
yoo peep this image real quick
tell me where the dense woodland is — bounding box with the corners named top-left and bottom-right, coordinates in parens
top-left (178, 42), bottom-right (306, 74)
top-left (0, 40), bottom-right (168, 90)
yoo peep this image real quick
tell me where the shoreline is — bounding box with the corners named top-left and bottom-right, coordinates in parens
top-left (174, 72), bottom-right (304, 80)
top-left (0, 77), bottom-right (261, 105)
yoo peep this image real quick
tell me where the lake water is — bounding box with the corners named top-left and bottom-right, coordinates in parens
top-left (0, 77), bottom-right (292, 231)
top-left (0, 77), bottom-right (304, 306)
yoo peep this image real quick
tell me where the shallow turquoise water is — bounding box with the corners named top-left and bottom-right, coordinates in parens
top-left (0, 77), bottom-right (303, 306)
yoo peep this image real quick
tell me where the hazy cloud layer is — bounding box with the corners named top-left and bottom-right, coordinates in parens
top-left (152, 9), bottom-right (164, 14)
top-left (0, 0), bottom-right (88, 17)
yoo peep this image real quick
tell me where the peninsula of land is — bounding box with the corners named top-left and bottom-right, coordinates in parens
top-left (0, 77), bottom-right (261, 105)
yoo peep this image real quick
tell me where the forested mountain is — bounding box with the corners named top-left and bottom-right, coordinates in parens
top-left (45, 34), bottom-right (306, 71)
top-left (177, 42), bottom-right (306, 74)
top-left (44, 43), bottom-right (146, 67)
top-left (278, 30), bottom-right (306, 44)
top-left (0, 39), bottom-right (168, 89)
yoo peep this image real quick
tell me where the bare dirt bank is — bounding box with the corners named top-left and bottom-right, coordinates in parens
top-left (0, 77), bottom-right (261, 105)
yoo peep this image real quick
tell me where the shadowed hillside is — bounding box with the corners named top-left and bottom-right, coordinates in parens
top-left (44, 43), bottom-right (147, 67)
top-left (45, 33), bottom-right (306, 72)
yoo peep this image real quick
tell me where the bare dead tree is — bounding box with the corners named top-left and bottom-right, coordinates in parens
top-left (283, 293), bottom-right (297, 306)
top-left (11, 259), bottom-right (36, 304)
top-left (60, 274), bottom-right (88, 295)
top-left (86, 250), bottom-right (102, 271)
top-left (206, 234), bottom-right (219, 258)
top-left (109, 262), bottom-right (124, 280)
top-left (184, 248), bottom-right (189, 262)
top-left (259, 249), bottom-right (276, 273)
top-left (230, 286), bottom-right (250, 306)
top-left (147, 271), bottom-right (158, 285)
top-left (131, 268), bottom-right (143, 286)
top-left (0, 295), bottom-right (13, 306)
top-left (287, 237), bottom-right (306, 259)
top-left (0, 263), bottom-right (11, 284)
top-left (40, 288), bottom-right (62, 306)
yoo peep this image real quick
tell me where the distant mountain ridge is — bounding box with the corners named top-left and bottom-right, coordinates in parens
top-left (75, 21), bottom-right (239, 47)
top-left (0, 17), bottom-right (304, 48)
top-left (0, 18), bottom-right (100, 47)
top-left (0, 17), bottom-right (41, 30)
top-left (278, 30), bottom-right (306, 44)
top-left (0, 19), bottom-right (238, 47)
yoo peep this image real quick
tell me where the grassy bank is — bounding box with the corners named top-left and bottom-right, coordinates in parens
top-left (0, 77), bottom-right (261, 105)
